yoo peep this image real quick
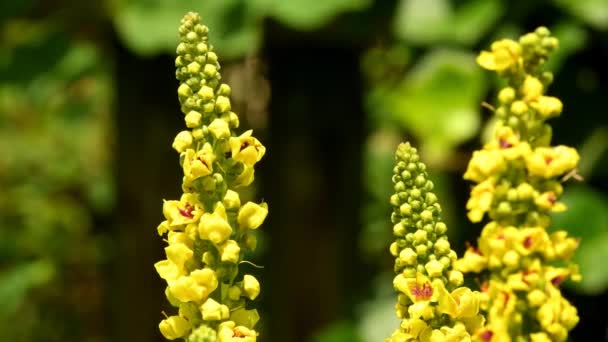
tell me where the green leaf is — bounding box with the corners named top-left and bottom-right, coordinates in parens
top-left (394, 0), bottom-right (451, 44)
top-left (357, 273), bottom-right (400, 342)
top-left (376, 49), bottom-right (484, 164)
top-left (552, 185), bottom-right (608, 294)
top-left (447, 0), bottom-right (502, 45)
top-left (261, 0), bottom-right (371, 30)
top-left (112, 0), bottom-right (261, 58)
top-left (311, 320), bottom-right (362, 342)
top-left (394, 0), bottom-right (501, 45)
top-left (0, 260), bottom-right (55, 319)
top-left (553, 0), bottom-right (608, 30)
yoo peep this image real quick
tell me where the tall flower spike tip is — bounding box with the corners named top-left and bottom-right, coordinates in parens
top-left (457, 27), bottom-right (580, 342)
top-left (155, 12), bottom-right (266, 341)
top-left (386, 142), bottom-right (484, 342)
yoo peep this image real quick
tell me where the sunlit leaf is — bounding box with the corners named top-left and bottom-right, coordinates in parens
top-left (394, 0), bottom-right (501, 45)
top-left (394, 0), bottom-right (450, 44)
top-left (554, 0), bottom-right (608, 30)
top-left (112, 0), bottom-right (261, 58)
top-left (312, 320), bottom-right (362, 342)
top-left (371, 49), bottom-right (484, 164)
top-left (552, 185), bottom-right (608, 294)
top-left (260, 0), bottom-right (371, 30)
top-left (357, 273), bottom-right (399, 342)
top-left (0, 261), bottom-right (55, 319)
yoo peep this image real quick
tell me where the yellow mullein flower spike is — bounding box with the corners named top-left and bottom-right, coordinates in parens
top-left (155, 12), bottom-right (266, 340)
top-left (458, 27), bottom-right (580, 341)
top-left (386, 143), bottom-right (484, 341)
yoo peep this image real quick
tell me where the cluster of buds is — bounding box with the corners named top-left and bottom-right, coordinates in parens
top-left (456, 27), bottom-right (581, 341)
top-left (155, 12), bottom-right (267, 341)
top-left (386, 143), bottom-right (484, 342)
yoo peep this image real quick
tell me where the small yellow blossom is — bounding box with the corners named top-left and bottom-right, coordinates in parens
top-left (159, 315), bottom-right (191, 340)
top-left (218, 321), bottom-right (257, 342)
top-left (229, 130), bottom-right (266, 166)
top-left (185, 110), bottom-right (202, 128)
top-left (218, 239), bottom-right (241, 263)
top-left (201, 298), bottom-right (230, 321)
top-left (182, 144), bottom-right (216, 180)
top-left (464, 150), bottom-right (505, 183)
top-left (532, 96), bottom-right (563, 119)
top-left (522, 76), bottom-right (543, 102)
top-left (243, 274), bottom-right (260, 300)
top-left (524, 146), bottom-right (579, 178)
top-left (223, 189), bottom-right (241, 209)
top-left (237, 202), bottom-right (268, 230)
top-left (173, 131), bottom-right (193, 153)
top-left (476, 39), bottom-right (521, 72)
top-left (198, 202), bottom-right (232, 244)
top-left (208, 118), bottom-right (231, 139)
top-left (163, 193), bottom-right (203, 227)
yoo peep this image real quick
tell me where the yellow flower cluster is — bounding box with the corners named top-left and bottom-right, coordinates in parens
top-left (456, 27), bottom-right (581, 342)
top-left (386, 143), bottom-right (484, 342)
top-left (155, 12), bottom-right (267, 341)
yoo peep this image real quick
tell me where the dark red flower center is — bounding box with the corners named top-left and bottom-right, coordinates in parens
top-left (179, 203), bottom-right (195, 218)
top-left (412, 281), bottom-right (433, 300)
top-left (499, 139), bottom-right (513, 148)
top-left (479, 329), bottom-right (493, 342)
top-left (524, 236), bottom-right (533, 248)
top-left (551, 276), bottom-right (564, 286)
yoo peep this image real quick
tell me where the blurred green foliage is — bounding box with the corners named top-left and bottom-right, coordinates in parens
top-left (0, 17), bottom-right (113, 340)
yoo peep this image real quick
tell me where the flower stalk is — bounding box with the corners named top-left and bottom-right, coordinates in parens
top-left (386, 143), bottom-right (484, 341)
top-left (155, 12), bottom-right (266, 341)
top-left (456, 27), bottom-right (581, 342)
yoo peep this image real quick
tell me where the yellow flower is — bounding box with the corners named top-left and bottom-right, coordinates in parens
top-left (530, 332), bottom-right (552, 342)
top-left (476, 39), bottom-right (521, 72)
top-left (243, 274), bottom-right (260, 300)
top-left (223, 189), bottom-right (241, 209)
top-left (201, 298), bottom-right (230, 321)
top-left (237, 202), bottom-right (268, 230)
top-left (428, 323), bottom-right (470, 342)
top-left (167, 268), bottom-right (218, 302)
top-left (163, 193), bottom-right (203, 227)
top-left (455, 247), bottom-right (487, 273)
top-left (532, 96), bottom-right (563, 119)
top-left (208, 118), bottom-right (231, 139)
top-left (464, 150), bottom-right (505, 183)
top-left (534, 191), bottom-right (567, 212)
top-left (159, 315), bottom-right (191, 340)
top-left (165, 242), bottom-right (193, 271)
top-left (448, 288), bottom-right (480, 318)
top-left (182, 143), bottom-right (216, 180)
top-left (185, 110), bottom-right (202, 128)
top-left (198, 202), bottom-right (232, 244)
top-left (524, 146), bottom-right (579, 178)
top-left (218, 239), bottom-right (241, 263)
top-left (522, 76), bottom-right (543, 102)
top-left (173, 131), bottom-right (193, 153)
top-left (466, 179), bottom-right (495, 223)
top-left (233, 165), bottom-right (255, 187)
top-left (230, 308), bottom-right (260, 329)
top-left (155, 259), bottom-right (185, 281)
top-left (229, 130), bottom-right (265, 166)
top-left (218, 321), bottom-right (257, 342)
